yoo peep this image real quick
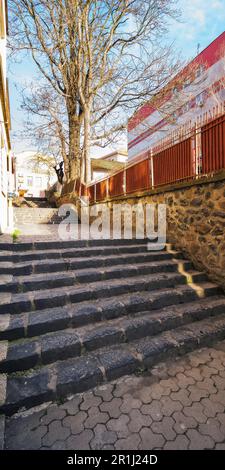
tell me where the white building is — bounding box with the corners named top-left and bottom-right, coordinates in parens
top-left (91, 149), bottom-right (128, 181)
top-left (0, 0), bottom-right (14, 233)
top-left (128, 32), bottom-right (225, 161)
top-left (15, 151), bottom-right (57, 198)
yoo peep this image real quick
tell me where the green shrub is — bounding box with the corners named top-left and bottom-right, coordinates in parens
top-left (11, 229), bottom-right (21, 243)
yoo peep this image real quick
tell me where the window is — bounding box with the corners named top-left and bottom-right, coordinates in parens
top-left (36, 177), bottom-right (42, 188)
top-left (27, 176), bottom-right (33, 187)
top-left (183, 102), bottom-right (190, 113)
top-left (196, 92), bottom-right (204, 107)
top-left (196, 64), bottom-right (205, 78)
top-left (183, 77), bottom-right (191, 89)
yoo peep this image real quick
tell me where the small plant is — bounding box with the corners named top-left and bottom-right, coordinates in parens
top-left (11, 229), bottom-right (21, 243)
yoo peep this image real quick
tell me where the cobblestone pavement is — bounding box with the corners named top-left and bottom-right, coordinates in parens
top-left (3, 341), bottom-right (225, 450)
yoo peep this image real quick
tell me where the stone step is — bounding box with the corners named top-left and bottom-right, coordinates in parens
top-left (0, 271), bottom-right (210, 315)
top-left (1, 295), bottom-right (225, 374)
top-left (0, 283), bottom-right (221, 341)
top-left (0, 244), bottom-right (153, 262)
top-left (13, 208), bottom-right (65, 225)
top-left (0, 238), bottom-right (148, 252)
top-left (0, 259), bottom-right (195, 293)
top-left (2, 313), bottom-right (225, 416)
top-left (0, 251), bottom-right (179, 276)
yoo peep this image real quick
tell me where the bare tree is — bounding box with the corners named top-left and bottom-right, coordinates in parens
top-left (9, 0), bottom-right (181, 184)
top-left (20, 82), bottom-right (68, 169)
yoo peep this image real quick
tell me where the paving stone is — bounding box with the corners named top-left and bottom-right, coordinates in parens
top-left (84, 406), bottom-right (109, 428)
top-left (159, 378), bottom-right (179, 392)
top-left (188, 385), bottom-right (209, 402)
top-left (207, 358), bottom-right (224, 371)
top-left (113, 380), bottom-right (133, 398)
top-left (120, 395), bottom-right (142, 413)
top-left (148, 383), bottom-right (166, 400)
top-left (183, 402), bottom-right (207, 424)
top-left (139, 428), bottom-right (165, 450)
top-left (42, 420), bottom-right (70, 447)
top-left (200, 365), bottom-right (218, 378)
top-left (160, 396), bottom-right (182, 417)
top-left (173, 411), bottom-right (197, 434)
top-left (197, 377), bottom-right (217, 393)
top-left (90, 424), bottom-right (117, 450)
top-left (80, 392), bottom-right (102, 411)
top-left (201, 398), bottom-right (224, 418)
top-left (199, 418), bottom-right (225, 443)
top-left (94, 384), bottom-right (114, 402)
top-left (167, 363), bottom-right (185, 377)
top-left (63, 411), bottom-right (88, 434)
top-left (210, 391), bottom-right (225, 406)
top-left (115, 434), bottom-right (141, 450)
top-left (215, 443), bottom-right (225, 450)
top-left (216, 413), bottom-right (225, 428)
top-left (151, 416), bottom-right (176, 440)
top-left (66, 429), bottom-right (94, 450)
top-left (107, 414), bottom-right (130, 438)
top-left (50, 440), bottom-right (67, 450)
top-left (128, 409), bottom-right (152, 433)
top-left (185, 367), bottom-right (203, 381)
top-left (60, 395), bottom-right (83, 415)
top-left (176, 373), bottom-right (195, 389)
top-left (170, 389), bottom-right (192, 407)
top-left (189, 351), bottom-right (212, 367)
top-left (164, 435), bottom-right (189, 450)
top-left (41, 405), bottom-right (66, 425)
top-left (141, 401), bottom-right (163, 422)
top-left (212, 375), bottom-right (225, 391)
top-left (187, 429), bottom-right (215, 450)
top-left (138, 386), bottom-right (153, 404)
top-left (100, 398), bottom-right (122, 418)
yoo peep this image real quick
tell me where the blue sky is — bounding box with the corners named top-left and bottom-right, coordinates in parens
top-left (9, 0), bottom-right (225, 155)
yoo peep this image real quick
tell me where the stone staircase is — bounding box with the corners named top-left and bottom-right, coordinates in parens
top-left (13, 208), bottom-right (64, 226)
top-left (0, 239), bottom-right (225, 417)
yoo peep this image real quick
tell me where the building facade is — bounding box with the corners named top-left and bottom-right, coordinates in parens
top-left (128, 32), bottom-right (225, 161)
top-left (15, 151), bottom-right (57, 198)
top-left (92, 149), bottom-right (128, 181)
top-left (0, 0), bottom-right (13, 232)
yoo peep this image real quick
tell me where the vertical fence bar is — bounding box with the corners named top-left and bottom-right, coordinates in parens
top-left (123, 168), bottom-right (126, 196)
top-left (150, 149), bottom-right (154, 189)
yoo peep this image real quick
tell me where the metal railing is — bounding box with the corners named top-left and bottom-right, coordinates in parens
top-left (68, 101), bottom-right (225, 203)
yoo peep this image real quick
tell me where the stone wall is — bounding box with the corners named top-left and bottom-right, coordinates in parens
top-left (59, 173), bottom-right (225, 290)
top-left (110, 176), bottom-right (225, 289)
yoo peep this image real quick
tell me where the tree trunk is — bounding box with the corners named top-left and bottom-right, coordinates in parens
top-left (68, 112), bottom-right (81, 182)
top-left (83, 106), bottom-right (91, 184)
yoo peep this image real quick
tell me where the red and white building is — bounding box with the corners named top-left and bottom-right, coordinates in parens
top-left (128, 32), bottom-right (225, 161)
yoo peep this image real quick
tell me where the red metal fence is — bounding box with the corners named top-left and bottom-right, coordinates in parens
top-left (126, 158), bottom-right (151, 193)
top-left (153, 137), bottom-right (194, 187)
top-left (109, 172), bottom-right (124, 198)
top-left (201, 114), bottom-right (225, 174)
top-left (76, 108), bottom-right (225, 203)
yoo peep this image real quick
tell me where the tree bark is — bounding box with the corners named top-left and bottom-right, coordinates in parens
top-left (68, 113), bottom-right (81, 181)
top-left (83, 106), bottom-right (92, 184)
